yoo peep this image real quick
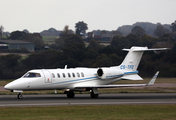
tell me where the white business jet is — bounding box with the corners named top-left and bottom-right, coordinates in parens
top-left (4, 46), bottom-right (167, 99)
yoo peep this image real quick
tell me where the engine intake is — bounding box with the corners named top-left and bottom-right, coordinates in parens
top-left (97, 69), bottom-right (104, 77)
top-left (97, 68), bottom-right (124, 79)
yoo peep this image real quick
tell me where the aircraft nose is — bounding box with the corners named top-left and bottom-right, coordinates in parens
top-left (4, 83), bottom-right (13, 90)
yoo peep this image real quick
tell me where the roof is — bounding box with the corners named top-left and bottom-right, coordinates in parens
top-left (0, 40), bottom-right (32, 44)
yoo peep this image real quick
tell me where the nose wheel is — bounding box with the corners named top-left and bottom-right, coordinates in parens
top-left (17, 93), bottom-right (23, 99)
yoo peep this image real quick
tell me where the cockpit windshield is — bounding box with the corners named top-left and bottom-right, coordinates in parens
top-left (24, 72), bottom-right (41, 78)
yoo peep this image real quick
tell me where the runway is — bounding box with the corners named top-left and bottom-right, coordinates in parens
top-left (0, 93), bottom-right (176, 107)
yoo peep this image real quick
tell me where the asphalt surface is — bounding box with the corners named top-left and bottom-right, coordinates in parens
top-left (0, 93), bottom-right (176, 107)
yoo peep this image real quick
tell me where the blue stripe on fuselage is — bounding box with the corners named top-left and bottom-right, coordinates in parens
top-left (45, 76), bottom-right (98, 86)
top-left (44, 71), bottom-right (138, 86)
top-left (124, 71), bottom-right (138, 74)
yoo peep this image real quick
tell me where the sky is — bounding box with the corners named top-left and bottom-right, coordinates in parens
top-left (0, 0), bottom-right (176, 33)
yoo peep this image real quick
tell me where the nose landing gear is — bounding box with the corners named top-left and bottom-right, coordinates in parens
top-left (17, 93), bottom-right (23, 99)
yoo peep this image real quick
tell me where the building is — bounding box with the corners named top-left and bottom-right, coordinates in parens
top-left (0, 40), bottom-right (34, 51)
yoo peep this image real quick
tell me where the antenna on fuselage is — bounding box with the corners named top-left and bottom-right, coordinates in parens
top-left (64, 65), bottom-right (67, 69)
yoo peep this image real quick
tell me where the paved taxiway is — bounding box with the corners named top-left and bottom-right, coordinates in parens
top-left (0, 93), bottom-right (176, 107)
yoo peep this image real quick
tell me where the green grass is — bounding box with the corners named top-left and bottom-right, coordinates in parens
top-left (0, 105), bottom-right (176, 120)
top-left (1, 79), bottom-right (176, 119)
top-left (0, 80), bottom-right (12, 86)
top-left (42, 36), bottom-right (57, 42)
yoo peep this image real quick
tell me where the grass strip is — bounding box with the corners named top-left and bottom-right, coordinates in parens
top-left (0, 105), bottom-right (176, 120)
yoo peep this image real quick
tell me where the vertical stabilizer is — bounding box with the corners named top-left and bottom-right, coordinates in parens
top-left (120, 47), bottom-right (147, 71)
top-left (119, 46), bottom-right (167, 71)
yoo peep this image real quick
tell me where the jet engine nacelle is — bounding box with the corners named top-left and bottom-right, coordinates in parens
top-left (97, 68), bottom-right (124, 79)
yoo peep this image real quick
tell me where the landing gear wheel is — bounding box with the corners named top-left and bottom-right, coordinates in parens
top-left (17, 93), bottom-right (23, 99)
top-left (90, 92), bottom-right (99, 98)
top-left (67, 91), bottom-right (75, 98)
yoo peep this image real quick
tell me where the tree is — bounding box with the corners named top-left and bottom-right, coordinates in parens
top-left (171, 20), bottom-right (176, 32)
top-left (75, 21), bottom-right (88, 36)
top-left (62, 34), bottom-right (86, 61)
top-left (111, 30), bottom-right (122, 36)
top-left (111, 36), bottom-right (130, 51)
top-left (131, 26), bottom-right (145, 37)
top-left (108, 53), bottom-right (123, 66)
top-left (126, 34), bottom-right (141, 46)
top-left (92, 54), bottom-right (112, 67)
top-left (25, 33), bottom-right (44, 50)
top-left (60, 25), bottom-right (73, 37)
top-left (154, 25), bottom-right (169, 37)
top-left (87, 39), bottom-right (101, 52)
top-left (0, 54), bottom-right (23, 79)
top-left (10, 31), bottom-right (26, 40)
top-left (0, 25), bottom-right (4, 40)
top-left (140, 34), bottom-right (157, 48)
top-left (55, 26), bottom-right (73, 49)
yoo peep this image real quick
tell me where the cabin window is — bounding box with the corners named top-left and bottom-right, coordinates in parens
top-left (81, 72), bottom-right (84, 77)
top-left (72, 73), bottom-right (75, 77)
top-left (62, 73), bottom-right (66, 78)
top-left (77, 72), bottom-right (80, 77)
top-left (24, 72), bottom-right (41, 78)
top-left (57, 73), bottom-right (60, 78)
top-left (52, 73), bottom-right (55, 78)
top-left (68, 73), bottom-right (71, 77)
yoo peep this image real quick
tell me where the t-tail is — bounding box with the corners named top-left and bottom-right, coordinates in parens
top-left (97, 46), bottom-right (167, 80)
top-left (119, 46), bottom-right (168, 72)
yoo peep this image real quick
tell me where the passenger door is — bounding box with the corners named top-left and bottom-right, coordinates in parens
top-left (42, 70), bottom-right (52, 83)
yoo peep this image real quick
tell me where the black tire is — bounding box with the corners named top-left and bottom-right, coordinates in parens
top-left (18, 93), bottom-right (23, 99)
top-left (90, 92), bottom-right (99, 98)
top-left (67, 91), bottom-right (75, 98)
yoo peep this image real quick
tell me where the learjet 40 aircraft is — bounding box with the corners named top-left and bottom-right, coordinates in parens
top-left (4, 46), bottom-right (167, 99)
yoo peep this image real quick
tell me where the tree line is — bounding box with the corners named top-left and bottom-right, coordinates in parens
top-left (0, 21), bottom-right (176, 79)
top-left (0, 32), bottom-right (175, 79)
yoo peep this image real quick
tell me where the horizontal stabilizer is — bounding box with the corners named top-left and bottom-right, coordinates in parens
top-left (121, 74), bottom-right (143, 80)
top-left (123, 47), bottom-right (168, 52)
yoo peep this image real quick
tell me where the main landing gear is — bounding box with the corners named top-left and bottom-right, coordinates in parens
top-left (90, 88), bottom-right (99, 98)
top-left (66, 88), bottom-right (99, 98)
top-left (90, 91), bottom-right (99, 98)
top-left (67, 91), bottom-right (75, 98)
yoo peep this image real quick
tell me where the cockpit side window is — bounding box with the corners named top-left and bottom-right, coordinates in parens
top-left (24, 72), bottom-right (41, 78)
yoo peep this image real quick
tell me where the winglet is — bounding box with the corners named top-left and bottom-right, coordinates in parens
top-left (147, 71), bottom-right (159, 86)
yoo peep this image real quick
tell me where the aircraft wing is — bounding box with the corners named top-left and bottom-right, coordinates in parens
top-left (74, 71), bottom-right (159, 89)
